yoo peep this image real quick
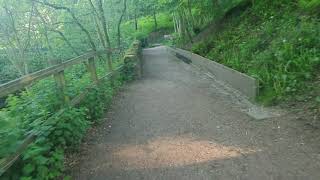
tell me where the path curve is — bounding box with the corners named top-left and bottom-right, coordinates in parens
top-left (71, 46), bottom-right (320, 180)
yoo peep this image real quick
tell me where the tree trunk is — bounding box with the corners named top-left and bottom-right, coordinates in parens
top-left (153, 8), bottom-right (158, 31)
top-left (179, 10), bottom-right (193, 43)
top-left (187, 0), bottom-right (194, 30)
top-left (173, 13), bottom-right (177, 33)
top-left (3, 4), bottom-right (32, 76)
top-left (134, 11), bottom-right (138, 30)
top-left (88, 0), bottom-right (107, 49)
top-left (96, 0), bottom-right (114, 85)
top-left (117, 0), bottom-right (127, 50)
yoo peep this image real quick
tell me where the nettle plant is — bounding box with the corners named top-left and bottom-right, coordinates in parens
top-left (0, 67), bottom-right (125, 179)
top-left (18, 107), bottom-right (88, 180)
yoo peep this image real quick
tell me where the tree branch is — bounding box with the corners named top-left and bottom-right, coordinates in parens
top-left (33, 0), bottom-right (97, 51)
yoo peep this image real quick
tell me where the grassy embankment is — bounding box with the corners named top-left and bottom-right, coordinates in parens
top-left (191, 0), bottom-right (320, 105)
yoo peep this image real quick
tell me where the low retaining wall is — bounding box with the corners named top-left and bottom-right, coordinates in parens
top-left (167, 47), bottom-right (258, 100)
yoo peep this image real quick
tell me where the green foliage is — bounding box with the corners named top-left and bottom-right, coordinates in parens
top-left (0, 39), bottom-right (140, 179)
top-left (299, 0), bottom-right (320, 12)
top-left (191, 40), bottom-right (214, 56)
top-left (191, 1), bottom-right (320, 104)
top-left (11, 106), bottom-right (89, 180)
top-left (0, 111), bottom-right (21, 159)
top-left (0, 56), bottom-right (19, 84)
top-left (81, 82), bottom-right (115, 122)
top-left (123, 12), bottom-right (173, 41)
top-left (0, 71), bottom-right (122, 180)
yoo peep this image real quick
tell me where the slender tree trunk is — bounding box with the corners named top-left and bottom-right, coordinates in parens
top-left (173, 13), bottom-right (177, 33)
top-left (22, 3), bottom-right (35, 75)
top-left (43, 30), bottom-right (57, 66)
top-left (117, 0), bottom-right (127, 50)
top-left (187, 0), bottom-right (194, 30)
top-left (153, 8), bottom-right (158, 31)
top-left (179, 10), bottom-right (193, 43)
top-left (177, 14), bottom-right (182, 37)
top-left (3, 4), bottom-right (33, 75)
top-left (177, 12), bottom-right (184, 38)
top-left (34, 8), bottom-right (55, 60)
top-left (93, 15), bottom-right (107, 49)
top-left (88, 0), bottom-right (107, 49)
top-left (134, 11), bottom-right (138, 30)
top-left (184, 20), bottom-right (193, 43)
top-left (96, 0), bottom-right (114, 85)
top-left (87, 0), bottom-right (111, 67)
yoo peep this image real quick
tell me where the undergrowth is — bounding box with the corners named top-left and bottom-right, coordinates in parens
top-left (191, 0), bottom-right (320, 105)
top-left (0, 59), bottom-right (129, 179)
top-left (122, 12), bottom-right (174, 43)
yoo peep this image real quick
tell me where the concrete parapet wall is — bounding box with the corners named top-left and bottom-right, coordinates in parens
top-left (167, 47), bottom-right (258, 100)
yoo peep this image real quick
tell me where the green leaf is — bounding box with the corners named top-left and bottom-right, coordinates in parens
top-left (23, 164), bottom-right (35, 174)
top-left (20, 177), bottom-right (33, 180)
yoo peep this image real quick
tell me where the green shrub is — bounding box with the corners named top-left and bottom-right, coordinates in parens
top-left (0, 112), bottom-right (21, 159)
top-left (191, 40), bottom-right (212, 56)
top-left (19, 107), bottom-right (88, 180)
top-left (0, 58), bottom-right (126, 179)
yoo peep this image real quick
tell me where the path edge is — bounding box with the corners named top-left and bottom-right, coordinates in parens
top-left (166, 46), bottom-right (259, 101)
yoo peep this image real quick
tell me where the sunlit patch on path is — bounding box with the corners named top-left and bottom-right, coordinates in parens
top-left (111, 136), bottom-right (256, 170)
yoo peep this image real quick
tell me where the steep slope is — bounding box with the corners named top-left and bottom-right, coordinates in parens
top-left (190, 1), bottom-right (320, 105)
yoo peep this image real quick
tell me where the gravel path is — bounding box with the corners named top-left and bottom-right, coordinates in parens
top-left (71, 46), bottom-right (320, 180)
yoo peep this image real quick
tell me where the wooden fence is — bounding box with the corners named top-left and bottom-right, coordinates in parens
top-left (0, 41), bottom-right (142, 176)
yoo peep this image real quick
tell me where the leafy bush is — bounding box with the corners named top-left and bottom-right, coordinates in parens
top-left (0, 112), bottom-right (21, 159)
top-left (191, 40), bottom-right (214, 56)
top-left (18, 107), bottom-right (88, 180)
top-left (0, 63), bottom-right (127, 179)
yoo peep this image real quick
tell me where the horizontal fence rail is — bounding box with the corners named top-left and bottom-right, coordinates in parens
top-left (0, 52), bottom-right (95, 98)
top-left (0, 41), bottom-right (142, 176)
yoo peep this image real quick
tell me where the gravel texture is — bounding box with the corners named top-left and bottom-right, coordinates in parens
top-left (70, 46), bottom-right (320, 180)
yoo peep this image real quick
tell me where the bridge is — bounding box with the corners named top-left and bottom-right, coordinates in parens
top-left (1, 44), bottom-right (320, 179)
top-left (71, 46), bottom-right (320, 179)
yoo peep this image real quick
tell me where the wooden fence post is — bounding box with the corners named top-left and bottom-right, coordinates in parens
top-left (54, 70), bottom-right (70, 104)
top-left (87, 56), bottom-right (99, 84)
top-left (137, 43), bottom-right (143, 78)
top-left (107, 51), bottom-right (115, 87)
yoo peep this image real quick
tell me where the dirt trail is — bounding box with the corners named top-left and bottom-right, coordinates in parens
top-left (70, 46), bottom-right (320, 180)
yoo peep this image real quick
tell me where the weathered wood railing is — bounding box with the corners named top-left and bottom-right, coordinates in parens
top-left (0, 41), bottom-right (142, 176)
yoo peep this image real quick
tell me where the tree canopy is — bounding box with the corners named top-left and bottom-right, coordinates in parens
top-left (0, 0), bottom-right (320, 179)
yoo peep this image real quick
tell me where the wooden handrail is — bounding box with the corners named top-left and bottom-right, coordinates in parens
top-left (0, 51), bottom-right (95, 98)
top-left (0, 41), bottom-right (141, 177)
top-left (0, 65), bottom-right (125, 177)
